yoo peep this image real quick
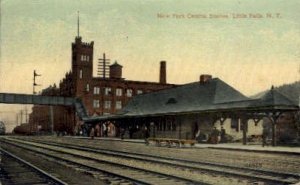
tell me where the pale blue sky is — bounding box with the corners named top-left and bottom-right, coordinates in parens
top-left (0, 0), bottom-right (299, 131)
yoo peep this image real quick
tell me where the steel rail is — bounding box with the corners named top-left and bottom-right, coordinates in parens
top-left (5, 137), bottom-right (300, 184)
top-left (1, 140), bottom-right (150, 185)
top-left (17, 137), bottom-right (300, 185)
top-left (0, 147), bottom-right (68, 185)
top-left (23, 140), bottom-right (300, 179)
top-left (1, 139), bottom-right (205, 185)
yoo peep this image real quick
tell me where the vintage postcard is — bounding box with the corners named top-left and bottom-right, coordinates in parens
top-left (0, 1), bottom-right (299, 185)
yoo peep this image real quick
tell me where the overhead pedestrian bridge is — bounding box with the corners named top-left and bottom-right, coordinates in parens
top-left (0, 93), bottom-right (88, 119)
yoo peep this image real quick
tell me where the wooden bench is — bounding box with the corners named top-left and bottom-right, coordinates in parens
top-left (146, 138), bottom-right (196, 147)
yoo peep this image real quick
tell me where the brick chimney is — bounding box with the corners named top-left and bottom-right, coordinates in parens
top-left (159, 61), bottom-right (166, 84)
top-left (200, 74), bottom-right (212, 83)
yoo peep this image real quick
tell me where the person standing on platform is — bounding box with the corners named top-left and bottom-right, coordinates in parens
top-left (120, 127), bottom-right (125, 140)
top-left (195, 129), bottom-right (201, 142)
top-left (102, 123), bottom-right (107, 137)
top-left (95, 124), bottom-right (100, 137)
top-left (262, 126), bottom-right (269, 147)
top-left (220, 126), bottom-right (226, 143)
top-left (211, 127), bottom-right (220, 144)
top-left (90, 127), bottom-right (95, 140)
top-left (143, 125), bottom-right (150, 140)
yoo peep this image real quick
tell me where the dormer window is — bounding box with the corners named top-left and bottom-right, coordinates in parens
top-left (166, 97), bottom-right (177, 104)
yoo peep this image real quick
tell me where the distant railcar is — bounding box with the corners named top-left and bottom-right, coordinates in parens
top-left (0, 121), bottom-right (6, 135)
top-left (13, 123), bottom-right (31, 135)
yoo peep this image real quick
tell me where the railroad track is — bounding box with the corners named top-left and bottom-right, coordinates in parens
top-left (0, 147), bottom-right (67, 185)
top-left (1, 138), bottom-right (205, 185)
top-left (4, 137), bottom-right (300, 185)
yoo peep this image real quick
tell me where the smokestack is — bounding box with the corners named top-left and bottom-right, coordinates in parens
top-left (159, 61), bottom-right (166, 84)
top-left (200, 74), bottom-right (212, 83)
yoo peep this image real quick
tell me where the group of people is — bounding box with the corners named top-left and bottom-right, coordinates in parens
top-left (89, 122), bottom-right (116, 139)
top-left (86, 122), bottom-right (271, 147)
top-left (89, 123), bottom-right (150, 140)
top-left (207, 126), bottom-right (226, 144)
top-left (124, 125), bottom-right (150, 139)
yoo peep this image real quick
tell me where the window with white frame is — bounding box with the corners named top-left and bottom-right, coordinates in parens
top-left (137, 90), bottom-right (143, 94)
top-left (79, 69), bottom-right (83, 79)
top-left (93, 100), bottom-right (100, 108)
top-left (94, 87), bottom-right (100, 95)
top-left (126, 89), bottom-right (133, 97)
top-left (86, 83), bottom-right (90, 92)
top-left (104, 101), bottom-right (111, 109)
top-left (104, 87), bottom-right (112, 95)
top-left (115, 101), bottom-right (122, 109)
top-left (116, 88), bottom-right (122, 96)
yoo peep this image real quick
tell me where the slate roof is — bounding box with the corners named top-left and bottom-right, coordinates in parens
top-left (84, 78), bottom-right (299, 122)
top-left (118, 78), bottom-right (250, 116)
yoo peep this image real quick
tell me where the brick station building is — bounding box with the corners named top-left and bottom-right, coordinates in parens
top-left (28, 35), bottom-right (175, 134)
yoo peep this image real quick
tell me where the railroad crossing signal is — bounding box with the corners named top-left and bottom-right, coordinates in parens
top-left (33, 70), bottom-right (42, 94)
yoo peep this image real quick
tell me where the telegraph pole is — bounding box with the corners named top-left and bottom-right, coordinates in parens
top-left (24, 106), bottom-right (28, 123)
top-left (15, 113), bottom-right (18, 126)
top-left (20, 110), bottom-right (24, 125)
top-left (98, 53), bottom-right (110, 78)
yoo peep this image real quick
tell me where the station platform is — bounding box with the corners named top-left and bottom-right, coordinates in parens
top-left (194, 143), bottom-right (300, 155)
top-left (68, 136), bottom-right (300, 155)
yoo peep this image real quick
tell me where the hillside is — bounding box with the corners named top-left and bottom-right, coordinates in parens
top-left (275, 81), bottom-right (300, 105)
top-left (251, 81), bottom-right (300, 105)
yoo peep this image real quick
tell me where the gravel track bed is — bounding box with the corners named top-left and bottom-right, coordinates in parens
top-left (7, 137), bottom-right (299, 184)
top-left (11, 137), bottom-right (300, 184)
top-left (28, 136), bottom-right (300, 174)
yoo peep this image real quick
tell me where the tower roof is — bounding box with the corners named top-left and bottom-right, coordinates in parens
top-left (110, 61), bottom-right (122, 67)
